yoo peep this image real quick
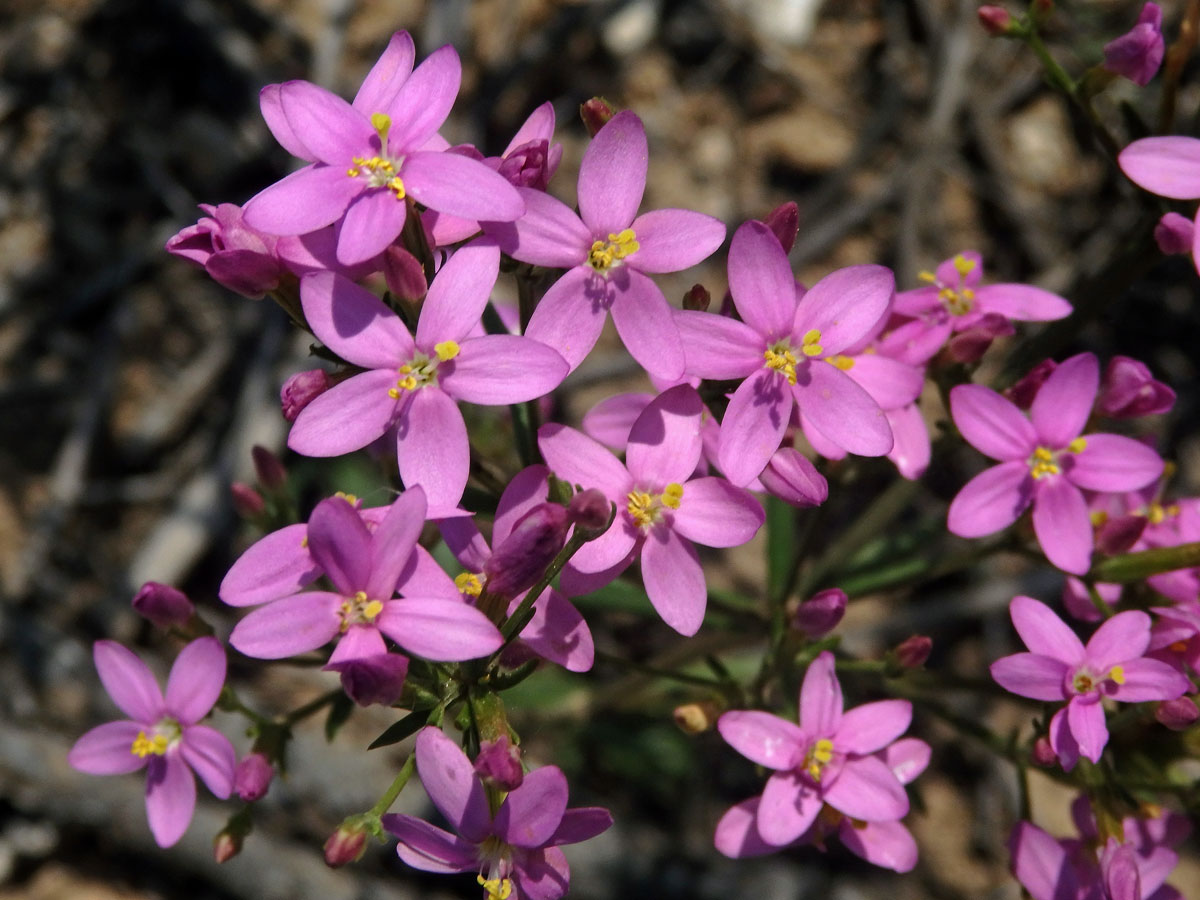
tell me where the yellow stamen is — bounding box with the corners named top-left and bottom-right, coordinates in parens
top-left (339, 590), bottom-right (384, 631)
top-left (1067, 437), bottom-right (1087, 454)
top-left (1029, 446), bottom-right (1060, 479)
top-left (953, 254), bottom-right (977, 278)
top-left (1108, 665), bottom-right (1126, 685)
top-left (334, 492), bottom-right (359, 505)
top-left (764, 347), bottom-right (799, 385)
top-left (917, 270), bottom-right (937, 284)
top-left (824, 354), bottom-right (855, 370)
top-left (1147, 503), bottom-right (1166, 525)
top-left (370, 112), bottom-right (392, 143)
top-left (477, 875), bottom-right (513, 900)
top-left (586, 229), bottom-right (640, 273)
top-left (801, 329), bottom-right (824, 357)
top-left (435, 340), bottom-right (460, 362)
top-left (662, 483), bottom-right (684, 509)
top-left (1089, 510), bottom-right (1108, 527)
top-left (627, 490), bottom-right (655, 528)
top-left (455, 572), bottom-right (483, 597)
top-left (806, 738), bottom-right (835, 781)
top-left (131, 731), bottom-right (169, 758)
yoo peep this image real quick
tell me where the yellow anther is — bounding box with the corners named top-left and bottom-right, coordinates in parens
top-left (364, 600), bottom-right (383, 620)
top-left (346, 167), bottom-right (359, 177)
top-left (1033, 447), bottom-right (1054, 461)
top-left (398, 364), bottom-right (413, 375)
top-left (627, 490), bottom-right (655, 528)
top-left (961, 288), bottom-right (976, 301)
top-left (1167, 503), bottom-right (1181, 517)
top-left (662, 483), bottom-right (684, 509)
top-left (824, 354), bottom-right (855, 370)
top-left (435, 340), bottom-right (460, 362)
top-left (455, 572), bottom-right (483, 597)
top-left (953, 254), bottom-right (977, 278)
top-left (477, 875), bottom-right (513, 900)
top-left (587, 229), bottom-right (639, 273)
top-left (334, 492), bottom-right (359, 505)
top-left (917, 270), bottom-right (937, 284)
top-left (937, 288), bottom-right (957, 303)
top-left (812, 738), bottom-right (834, 763)
top-left (398, 375), bottom-right (417, 391)
top-left (1089, 510), bottom-right (1108, 528)
top-left (1067, 437), bottom-right (1087, 454)
top-left (1108, 665), bottom-right (1126, 685)
top-left (300, 535), bottom-right (309, 548)
top-left (370, 112), bottom-right (392, 143)
top-left (801, 329), bottom-right (824, 357)
top-left (387, 388), bottom-right (400, 399)
top-left (386, 176), bottom-right (406, 199)
top-left (1147, 503), bottom-right (1166, 525)
top-left (131, 731), bottom-right (169, 758)
top-left (1030, 445), bottom-right (1063, 479)
top-left (764, 347), bottom-right (799, 385)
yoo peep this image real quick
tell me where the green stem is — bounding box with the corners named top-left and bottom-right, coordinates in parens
top-left (367, 752), bottom-right (417, 819)
top-left (594, 650), bottom-right (732, 691)
top-left (1024, 27), bottom-right (1119, 161)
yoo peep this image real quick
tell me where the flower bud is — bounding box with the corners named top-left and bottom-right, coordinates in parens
top-left (977, 5), bottom-right (1014, 36)
top-left (498, 139), bottom-right (554, 191)
top-left (485, 503), bottom-right (571, 597)
top-left (280, 369), bottom-right (331, 422)
top-left (682, 283), bottom-right (711, 312)
top-left (1095, 514), bottom-right (1147, 556)
top-left (1154, 212), bottom-right (1194, 256)
top-left (568, 488), bottom-right (612, 532)
top-left (234, 752), bottom-right (274, 802)
top-left (473, 735), bottom-right (524, 791)
top-left (1031, 736), bottom-right (1057, 767)
top-left (251, 445), bottom-right (287, 492)
top-left (324, 653), bottom-right (409, 707)
top-left (1103, 3), bottom-right (1164, 87)
top-left (758, 448), bottom-right (828, 509)
top-left (673, 701), bottom-right (720, 735)
top-left (213, 830), bottom-right (242, 864)
top-left (231, 482), bottom-right (265, 519)
top-left (324, 822), bottom-right (368, 868)
top-left (383, 246), bottom-right (429, 302)
top-left (792, 588), bottom-right (847, 638)
top-left (1004, 359), bottom-right (1057, 410)
top-left (580, 98), bottom-right (617, 137)
top-left (894, 635), bottom-right (932, 669)
top-left (763, 201), bottom-right (800, 253)
top-left (945, 313), bottom-right (1014, 363)
top-left (1156, 697), bottom-right (1199, 731)
top-left (1097, 356), bottom-right (1175, 419)
top-left (131, 581), bottom-right (194, 629)
top-left (166, 203), bottom-right (283, 298)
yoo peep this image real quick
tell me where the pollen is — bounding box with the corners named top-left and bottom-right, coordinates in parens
top-left (130, 731), bottom-right (169, 758)
top-left (387, 355), bottom-right (441, 396)
top-left (339, 590), bottom-right (384, 631)
top-left (1147, 502), bottom-right (1166, 525)
top-left (804, 738), bottom-right (835, 781)
top-left (1108, 665), bottom-right (1126, 685)
top-left (435, 340), bottom-right (460, 361)
top-left (627, 484), bottom-right (683, 528)
top-left (455, 572), bottom-right (483, 597)
top-left (824, 354), bottom-right (855, 370)
top-left (477, 875), bottom-right (513, 900)
top-left (801, 329), bottom-right (824, 357)
top-left (952, 254), bottom-right (977, 278)
top-left (1067, 437), bottom-right (1087, 454)
top-left (917, 270), bottom-right (937, 284)
top-left (764, 345), bottom-right (799, 385)
top-left (587, 228), bottom-right (640, 273)
top-left (662, 483), bottom-right (684, 509)
top-left (1029, 446), bottom-right (1060, 479)
top-left (334, 491), bottom-right (359, 505)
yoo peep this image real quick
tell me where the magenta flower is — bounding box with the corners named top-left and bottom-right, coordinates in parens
top-left (68, 638), bottom-right (236, 847)
top-left (990, 596), bottom-right (1190, 770)
top-left (1098, 355), bottom-right (1176, 419)
top-left (539, 385), bottom-right (765, 635)
top-left (286, 242), bottom-right (568, 509)
top-left (947, 352), bottom-right (1164, 574)
top-left (166, 203), bottom-right (284, 297)
top-left (676, 220), bottom-right (895, 485)
top-left (717, 651), bottom-right (912, 847)
top-left (1103, 3), bottom-right (1165, 87)
top-left (243, 31), bottom-right (524, 265)
top-left (1119, 136), bottom-right (1200, 275)
top-left (490, 110), bottom-right (726, 380)
top-left (383, 727), bottom-right (612, 900)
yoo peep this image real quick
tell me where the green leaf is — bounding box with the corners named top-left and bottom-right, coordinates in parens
top-left (324, 693), bottom-right (355, 743)
top-left (766, 496), bottom-right (796, 602)
top-left (368, 710), bottom-right (428, 750)
top-left (1090, 541), bottom-right (1200, 584)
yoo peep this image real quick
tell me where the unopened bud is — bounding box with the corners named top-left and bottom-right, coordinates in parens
top-left (682, 283), bottom-right (711, 312)
top-left (758, 448), bottom-right (828, 508)
top-left (1031, 736), bottom-right (1057, 767)
top-left (324, 822), bottom-right (368, 868)
top-left (674, 701), bottom-right (720, 735)
top-left (474, 735), bottom-right (524, 791)
top-left (977, 5), bottom-right (1014, 35)
top-left (580, 97), bottom-right (617, 137)
top-left (1095, 514), bottom-right (1147, 556)
top-left (231, 482), bottom-right (265, 519)
top-left (568, 488), bottom-right (612, 532)
top-left (1005, 359), bottom-right (1057, 410)
top-left (1154, 212), bottom-right (1194, 256)
top-left (280, 369), bottom-right (330, 422)
top-left (485, 503), bottom-right (571, 597)
top-left (1098, 355), bottom-right (1175, 419)
top-left (946, 313), bottom-right (1014, 363)
top-left (325, 652), bottom-right (409, 707)
top-left (763, 201), bottom-right (800, 253)
top-left (131, 581), bottom-right (194, 629)
top-left (793, 588), bottom-right (847, 638)
top-left (383, 246), bottom-right (429, 302)
top-left (214, 830), bottom-right (242, 864)
top-left (234, 752), bottom-right (274, 802)
top-left (1156, 697), bottom-right (1199, 731)
top-left (894, 635), bottom-right (932, 669)
top-left (251, 445), bottom-right (287, 492)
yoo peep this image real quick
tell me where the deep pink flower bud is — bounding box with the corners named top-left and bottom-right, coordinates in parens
top-left (580, 97), bottom-right (617, 136)
top-left (383, 246), bottom-right (429, 302)
top-left (1096, 513), bottom-right (1148, 556)
top-left (1031, 736), bottom-right (1057, 767)
top-left (682, 283), bottom-right (711, 312)
top-left (1155, 212), bottom-right (1194, 255)
top-left (758, 448), bottom-right (828, 508)
top-left (1098, 355), bottom-right (1176, 418)
top-left (895, 635), bottom-right (932, 668)
top-left (1103, 3), bottom-right (1164, 87)
top-left (231, 483), bottom-right (265, 519)
top-left (485, 503), bottom-right (571, 597)
top-left (324, 653), bottom-right (409, 707)
top-left (1155, 697), bottom-right (1199, 731)
top-left (324, 822), bottom-right (368, 868)
top-left (234, 752), bottom-right (274, 802)
top-left (166, 203), bottom-right (283, 298)
top-left (473, 735), bottom-right (524, 791)
top-left (568, 488), bottom-right (612, 531)
top-left (214, 830), bottom-right (242, 864)
top-left (251, 445), bottom-right (287, 492)
top-left (280, 369), bottom-right (331, 422)
top-left (977, 5), bottom-right (1015, 35)
top-left (763, 201), bottom-right (800, 253)
top-left (945, 312), bottom-right (1014, 363)
top-left (498, 139), bottom-right (554, 190)
top-left (131, 581), bottom-right (194, 629)
top-left (1004, 359), bottom-right (1057, 409)
top-left (792, 588), bottom-right (847, 638)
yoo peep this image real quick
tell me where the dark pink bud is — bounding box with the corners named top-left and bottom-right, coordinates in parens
top-left (1098, 355), bottom-right (1176, 418)
top-left (485, 503), bottom-right (571, 597)
top-left (280, 369), bottom-right (331, 422)
top-left (1031, 736), bottom-right (1057, 767)
top-left (758, 448), bottom-right (828, 508)
top-left (234, 752), bottom-right (274, 802)
top-left (231, 483), bottom-right (265, 519)
top-left (166, 203), bottom-right (283, 298)
top-left (324, 653), bottom-right (408, 707)
top-left (946, 313), bottom-right (1014, 363)
top-left (213, 830), bottom-right (242, 864)
top-left (324, 822), bottom-right (368, 868)
top-left (1103, 3), bottom-right (1164, 86)
top-left (251, 445), bottom-right (287, 492)
top-left (383, 246), bottom-right (428, 302)
top-left (568, 488), bottom-right (611, 531)
top-left (763, 202), bottom-right (800, 253)
top-left (498, 139), bottom-right (554, 190)
top-left (1005, 359), bottom-right (1057, 409)
top-left (1155, 697), bottom-right (1199, 731)
top-left (793, 588), bottom-right (847, 638)
top-left (977, 5), bottom-right (1014, 35)
top-left (580, 98), bottom-right (617, 137)
top-left (131, 581), bottom-right (194, 629)
top-left (473, 735), bottom-right (524, 791)
top-left (1154, 212), bottom-right (1194, 256)
top-left (895, 635), bottom-right (932, 669)
top-left (1095, 513), bottom-right (1148, 556)
top-left (682, 283), bottom-right (711, 312)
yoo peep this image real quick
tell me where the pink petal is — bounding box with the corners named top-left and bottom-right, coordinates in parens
top-left (886, 403), bottom-right (931, 480)
top-left (845, 355), bottom-right (924, 410)
top-left (714, 797), bottom-right (777, 859)
top-left (823, 755), bottom-right (908, 822)
top-left (219, 523), bottom-right (317, 607)
top-left (441, 335), bottom-right (568, 404)
top-left (757, 772), bottom-right (821, 846)
top-left (165, 637), bottom-right (226, 724)
top-left (1086, 609), bottom-right (1152, 669)
top-left (307, 496), bottom-right (374, 595)
top-left (538, 423), bottom-right (632, 501)
top-left (582, 393), bottom-right (654, 450)
top-left (385, 44), bottom-right (460, 149)
top-left (495, 766), bottom-right (568, 848)
top-left (799, 651), bottom-right (842, 736)
top-left (69, 721), bottom-right (148, 775)
top-left (990, 653), bottom-right (1071, 701)
top-left (717, 711), bottom-right (805, 770)
top-left (1010, 821), bottom-right (1077, 900)
top-left (882, 737), bottom-right (931, 785)
top-left (758, 446), bottom-right (829, 507)
top-left (352, 31), bottom-right (416, 114)
top-left (1118, 136), bottom-right (1200, 199)
top-left (488, 188), bottom-right (590, 268)
top-left (640, 527), bottom-right (706, 635)
top-left (794, 264), bottom-right (894, 353)
top-left (949, 384), bottom-right (1036, 460)
top-left (413, 727), bottom-right (490, 842)
top-left (608, 270), bottom-right (685, 381)
top-left (403, 151), bottom-right (525, 222)
top-left (1032, 477), bottom-right (1093, 575)
top-left (335, 189), bottom-right (408, 265)
top-left (376, 597), bottom-right (503, 661)
top-left (523, 267), bottom-right (610, 372)
top-left (396, 389), bottom-right (469, 509)
top-left (675, 310), bottom-right (764, 380)
top-left (839, 819), bottom-right (918, 873)
top-left (1009, 595), bottom-right (1085, 660)
top-left (365, 487), bottom-right (428, 600)
top-left (145, 753), bottom-right (196, 847)
top-left (976, 284), bottom-right (1072, 321)
top-left (718, 370), bottom-right (793, 486)
top-left (288, 370), bottom-right (400, 457)
top-left (180, 724), bottom-right (236, 799)
top-left (280, 80), bottom-right (373, 165)
top-left (577, 110), bottom-right (646, 237)
top-left (728, 220), bottom-right (797, 340)
top-left (1048, 706), bottom-right (1081, 771)
top-left (549, 807), bottom-right (612, 847)
top-left (513, 847), bottom-right (571, 900)
top-left (1068, 434), bottom-right (1163, 492)
top-left (493, 465), bottom-right (551, 546)
top-left (94, 641), bottom-right (164, 723)
top-left (835, 699), bottom-right (912, 755)
top-left (1107, 657), bottom-right (1191, 702)
top-left (300, 271), bottom-right (413, 369)
top-left (260, 84), bottom-right (313, 160)
top-left (242, 164), bottom-right (362, 235)
top-left (228, 592), bottom-right (342, 659)
top-left (565, 518), bottom-right (639, 574)
top-left (514, 588), bottom-right (595, 672)
top-left (794, 362), bottom-right (893, 457)
top-left (385, 814), bottom-right (478, 873)
top-left (417, 240), bottom-right (501, 347)
top-left (1031, 352), bottom-right (1099, 448)
top-left (946, 460), bottom-right (1033, 538)
top-left (626, 384), bottom-right (704, 488)
top-left (1067, 696), bottom-right (1109, 763)
top-left (892, 286), bottom-right (941, 317)
top-left (505, 101), bottom-right (556, 153)
top-left (628, 208), bottom-right (726, 273)
top-left (671, 477), bottom-right (764, 548)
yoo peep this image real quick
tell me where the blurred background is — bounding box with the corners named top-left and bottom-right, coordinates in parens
top-left (3, 0), bottom-right (1200, 897)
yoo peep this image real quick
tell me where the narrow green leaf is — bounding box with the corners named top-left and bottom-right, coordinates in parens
top-left (368, 710), bottom-right (428, 750)
top-left (1089, 540), bottom-right (1200, 584)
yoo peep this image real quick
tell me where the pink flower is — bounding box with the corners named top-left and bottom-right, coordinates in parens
top-left (947, 352), bottom-right (1164, 574)
top-left (166, 203), bottom-right (284, 297)
top-left (1098, 356), bottom-right (1176, 419)
top-left (1103, 3), bottom-right (1165, 87)
top-left (1119, 136), bottom-right (1200, 275)
top-left (68, 639), bottom-right (236, 847)
top-left (990, 596), bottom-right (1190, 770)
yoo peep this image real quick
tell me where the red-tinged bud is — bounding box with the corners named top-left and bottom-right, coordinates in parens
top-left (1031, 736), bottom-right (1057, 767)
top-left (759, 448), bottom-right (828, 509)
top-left (977, 5), bottom-right (1014, 35)
top-left (251, 445), bottom-right (287, 492)
top-left (763, 201), bottom-right (800, 253)
top-left (580, 98), bottom-right (617, 137)
top-left (131, 581), bottom-right (194, 629)
top-left (945, 312), bottom-right (1014, 363)
top-left (324, 822), bottom-right (368, 868)
top-left (568, 488), bottom-right (612, 532)
top-left (674, 701), bottom-right (720, 735)
top-left (1156, 697), bottom-right (1199, 731)
top-left (1155, 212), bottom-right (1194, 256)
top-left (474, 735), bottom-right (524, 791)
top-left (383, 246), bottom-right (428, 302)
top-left (280, 369), bottom-right (331, 422)
top-left (682, 283), bottom-right (711, 312)
top-left (1098, 356), bottom-right (1176, 419)
top-left (1004, 359), bottom-right (1057, 410)
top-left (793, 588), bottom-right (847, 638)
top-left (485, 503), bottom-right (571, 597)
top-left (231, 483), bottom-right (265, 519)
top-left (324, 653), bottom-right (409, 707)
top-left (895, 635), bottom-right (932, 669)
top-left (1095, 514), bottom-right (1147, 556)
top-left (214, 830), bottom-right (241, 864)
top-left (234, 752), bottom-right (274, 802)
